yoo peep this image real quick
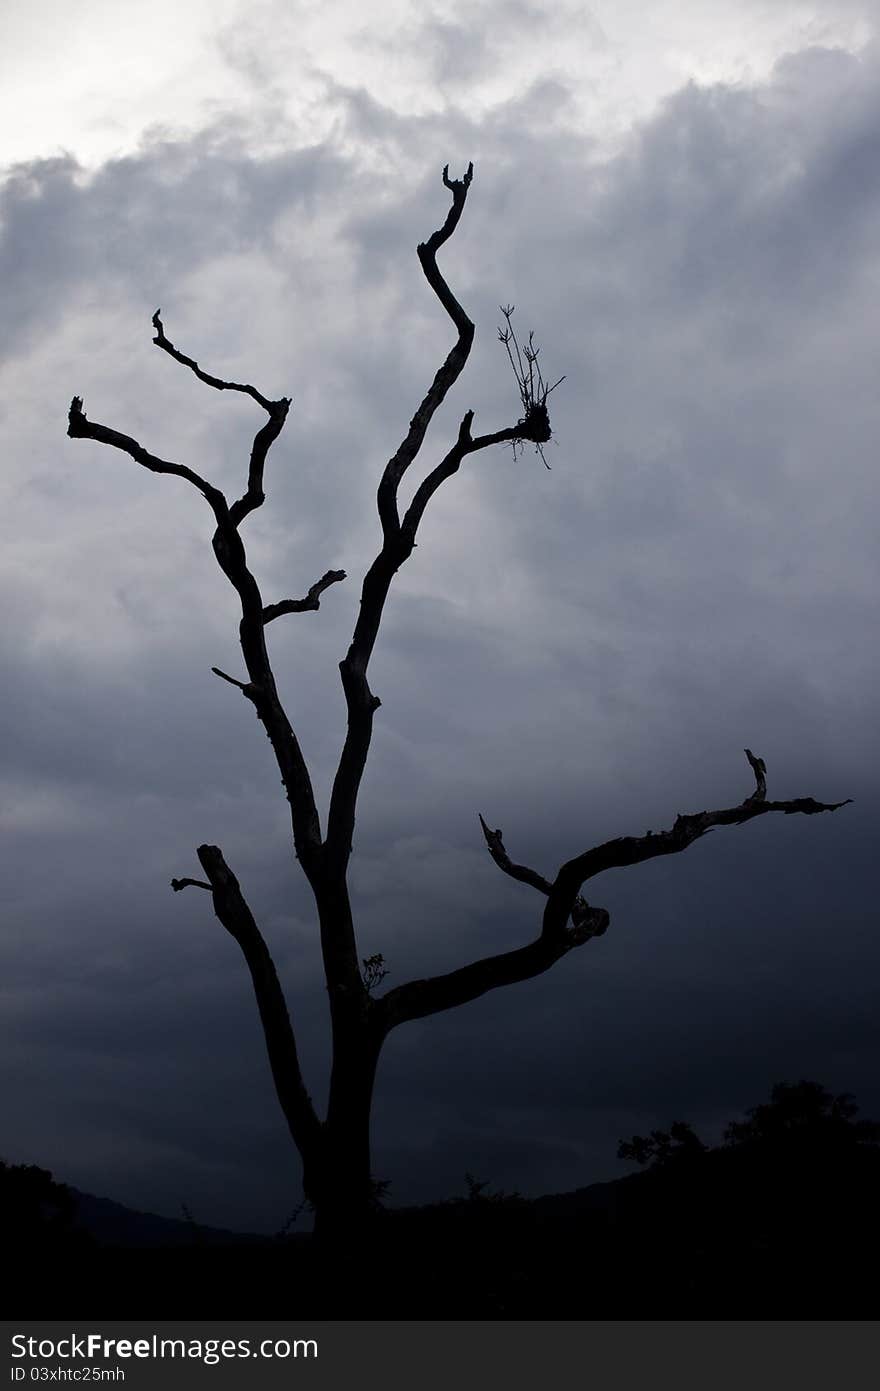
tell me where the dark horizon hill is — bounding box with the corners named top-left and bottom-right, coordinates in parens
top-left (6, 1078), bottom-right (879, 1319)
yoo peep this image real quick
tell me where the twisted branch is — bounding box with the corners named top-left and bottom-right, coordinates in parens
top-left (542, 750), bottom-right (849, 941)
top-left (375, 162), bottom-right (475, 543)
top-left (478, 813), bottom-right (607, 941)
top-left (377, 751), bottom-right (849, 1030)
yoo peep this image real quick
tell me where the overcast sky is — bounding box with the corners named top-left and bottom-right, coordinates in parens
top-left (2, 0), bottom-right (878, 1234)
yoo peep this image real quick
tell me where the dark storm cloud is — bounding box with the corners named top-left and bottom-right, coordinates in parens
top-left (1, 41), bottom-right (878, 1229)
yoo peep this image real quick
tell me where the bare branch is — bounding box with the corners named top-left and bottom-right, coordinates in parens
top-left (376, 163), bottom-right (476, 541)
top-left (326, 164), bottom-right (478, 871)
top-left (378, 751), bottom-right (849, 1030)
top-left (379, 934), bottom-right (579, 1028)
top-left (426, 162), bottom-right (474, 329)
top-left (204, 548), bottom-right (324, 868)
top-left (325, 166), bottom-right (566, 881)
top-left (263, 569), bottom-right (346, 624)
top-left (327, 167), bottom-right (560, 876)
top-left (152, 309), bottom-right (275, 412)
top-left (170, 877), bottom-right (212, 892)
top-left (68, 384), bottom-right (323, 871)
top-left (67, 396), bottom-right (227, 522)
top-left (211, 556), bottom-right (323, 866)
top-left (327, 413), bottom-right (529, 873)
top-left (478, 813), bottom-right (553, 895)
top-left (196, 844), bottom-right (322, 1159)
top-left (324, 549), bottom-right (392, 872)
top-left (210, 666), bottom-right (256, 694)
top-left (478, 813), bottom-right (605, 939)
top-left (540, 751), bottom-right (851, 940)
top-left (744, 747), bottom-right (767, 802)
top-left (152, 310), bottom-right (291, 528)
top-left (228, 398), bottom-right (291, 528)
top-left (400, 415), bottom-right (524, 546)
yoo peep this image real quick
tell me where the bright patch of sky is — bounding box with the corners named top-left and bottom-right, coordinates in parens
top-left (1, 0), bottom-right (874, 173)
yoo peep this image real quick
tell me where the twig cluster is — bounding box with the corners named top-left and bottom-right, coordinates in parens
top-left (361, 953), bottom-right (389, 994)
top-left (498, 305), bottom-right (564, 467)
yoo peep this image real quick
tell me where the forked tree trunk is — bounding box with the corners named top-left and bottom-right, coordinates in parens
top-left (301, 877), bottom-right (386, 1244)
top-left (305, 1024), bottom-right (385, 1299)
top-left (314, 1051), bottom-right (381, 1231)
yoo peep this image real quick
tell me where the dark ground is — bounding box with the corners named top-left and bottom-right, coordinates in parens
top-left (7, 1081), bottom-right (879, 1318)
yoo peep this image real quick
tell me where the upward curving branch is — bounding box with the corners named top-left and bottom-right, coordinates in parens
top-left (399, 411), bottom-right (544, 547)
top-left (377, 751), bottom-right (850, 1031)
top-left (325, 165), bottom-right (552, 877)
top-left (375, 162), bottom-right (475, 543)
top-left (195, 844), bottom-right (323, 1161)
top-left (263, 569), bottom-right (347, 624)
top-left (478, 812), bottom-right (553, 895)
top-left (477, 813), bottom-right (605, 938)
top-left (325, 167), bottom-right (480, 872)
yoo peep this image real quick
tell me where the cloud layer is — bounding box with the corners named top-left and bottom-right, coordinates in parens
top-left (2, 23), bottom-right (878, 1229)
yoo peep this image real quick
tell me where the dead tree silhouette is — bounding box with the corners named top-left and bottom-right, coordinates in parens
top-left (67, 163), bottom-right (850, 1244)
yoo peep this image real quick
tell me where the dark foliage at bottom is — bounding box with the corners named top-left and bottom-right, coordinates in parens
top-left (7, 1081), bottom-right (879, 1318)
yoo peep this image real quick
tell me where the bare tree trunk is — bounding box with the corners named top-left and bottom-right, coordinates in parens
top-left (311, 1028), bottom-right (383, 1242)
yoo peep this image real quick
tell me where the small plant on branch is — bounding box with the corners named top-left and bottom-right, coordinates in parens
top-left (498, 304), bottom-right (565, 466)
top-left (361, 953), bottom-right (389, 994)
